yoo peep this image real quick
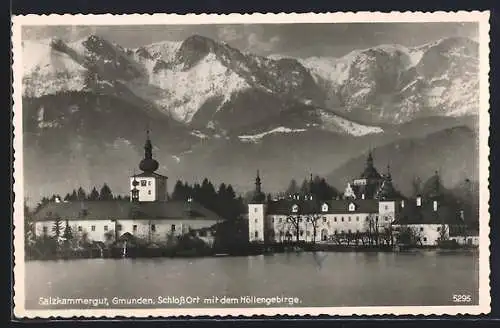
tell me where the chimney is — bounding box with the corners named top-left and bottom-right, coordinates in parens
top-left (401, 200), bottom-right (405, 208)
top-left (416, 196), bottom-right (422, 207)
top-left (433, 200), bottom-right (438, 212)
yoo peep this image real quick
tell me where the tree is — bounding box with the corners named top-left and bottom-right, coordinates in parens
top-left (286, 179), bottom-right (299, 196)
top-left (306, 214), bottom-right (322, 244)
top-left (99, 183), bottom-right (113, 200)
top-left (77, 187), bottom-right (86, 200)
top-left (299, 179), bottom-right (310, 197)
top-left (88, 187), bottom-right (99, 200)
top-left (63, 219), bottom-right (73, 241)
top-left (172, 180), bottom-right (187, 201)
top-left (285, 215), bottom-right (302, 243)
top-left (70, 190), bottom-right (78, 201)
top-left (52, 217), bottom-right (63, 240)
top-left (437, 224), bottom-right (448, 243)
top-left (24, 201), bottom-right (35, 250)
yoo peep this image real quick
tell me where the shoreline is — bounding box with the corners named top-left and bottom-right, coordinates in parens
top-left (24, 244), bottom-right (478, 262)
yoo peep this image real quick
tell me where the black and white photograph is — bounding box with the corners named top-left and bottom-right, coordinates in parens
top-left (11, 12), bottom-right (490, 317)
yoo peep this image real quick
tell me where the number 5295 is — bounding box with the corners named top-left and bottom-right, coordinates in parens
top-left (453, 294), bottom-right (472, 303)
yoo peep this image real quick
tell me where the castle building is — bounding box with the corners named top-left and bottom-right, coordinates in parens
top-left (32, 131), bottom-right (222, 245)
top-left (248, 154), bottom-right (475, 246)
top-left (391, 171), bottom-right (477, 246)
top-left (248, 153), bottom-right (403, 243)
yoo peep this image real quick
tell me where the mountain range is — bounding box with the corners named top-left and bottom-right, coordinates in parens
top-left (21, 33), bottom-right (480, 204)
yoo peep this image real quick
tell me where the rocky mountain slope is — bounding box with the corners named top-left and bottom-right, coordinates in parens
top-left (20, 33), bottom-right (480, 203)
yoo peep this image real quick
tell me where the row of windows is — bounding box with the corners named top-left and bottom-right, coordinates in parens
top-left (254, 229), bottom-right (363, 238)
top-left (261, 216), bottom-right (388, 224)
top-left (42, 223), bottom-right (178, 233)
top-left (140, 180), bottom-right (152, 187)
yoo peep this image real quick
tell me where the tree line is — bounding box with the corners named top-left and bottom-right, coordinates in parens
top-left (171, 178), bottom-right (245, 221)
top-left (35, 183), bottom-right (125, 211)
top-left (282, 175), bottom-right (340, 201)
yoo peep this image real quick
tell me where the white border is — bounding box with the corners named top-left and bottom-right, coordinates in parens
top-left (11, 11), bottom-right (491, 318)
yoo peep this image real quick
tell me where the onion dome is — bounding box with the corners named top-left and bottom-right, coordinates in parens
top-left (139, 130), bottom-right (159, 174)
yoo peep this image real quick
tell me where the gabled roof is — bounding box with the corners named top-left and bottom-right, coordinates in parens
top-left (266, 199), bottom-right (379, 215)
top-left (32, 200), bottom-right (221, 222)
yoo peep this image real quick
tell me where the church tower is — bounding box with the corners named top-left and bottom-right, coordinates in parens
top-left (129, 130), bottom-right (168, 202)
top-left (248, 170), bottom-right (266, 243)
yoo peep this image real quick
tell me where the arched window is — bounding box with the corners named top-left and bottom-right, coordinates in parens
top-left (348, 203), bottom-right (356, 212)
top-left (321, 203), bottom-right (329, 212)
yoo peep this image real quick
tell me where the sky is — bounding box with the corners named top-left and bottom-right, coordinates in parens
top-left (22, 22), bottom-right (478, 58)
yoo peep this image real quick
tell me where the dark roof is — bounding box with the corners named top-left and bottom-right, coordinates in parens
top-left (266, 198), bottom-right (379, 215)
top-left (33, 200), bottom-right (221, 222)
top-left (393, 199), bottom-right (464, 225)
top-left (134, 172), bottom-right (168, 178)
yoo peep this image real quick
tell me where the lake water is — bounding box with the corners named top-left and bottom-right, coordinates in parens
top-left (25, 251), bottom-right (479, 309)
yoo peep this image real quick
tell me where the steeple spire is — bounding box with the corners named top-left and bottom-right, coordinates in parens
top-left (139, 129), bottom-right (159, 174)
top-left (252, 170), bottom-right (265, 203)
top-left (386, 163), bottom-right (392, 181)
top-left (255, 170), bottom-right (262, 194)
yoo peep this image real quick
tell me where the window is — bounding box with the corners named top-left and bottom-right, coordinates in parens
top-left (78, 226), bottom-right (82, 232)
top-left (171, 224), bottom-right (176, 232)
top-left (141, 180), bottom-right (147, 186)
top-left (151, 224), bottom-right (156, 232)
top-left (348, 217), bottom-right (351, 222)
top-left (356, 216), bottom-right (359, 222)
top-left (42, 226), bottom-right (48, 234)
top-left (117, 224), bottom-right (122, 231)
top-left (420, 227), bottom-right (424, 232)
top-left (321, 203), bottom-right (329, 212)
top-left (300, 230), bottom-right (304, 236)
top-left (323, 217), bottom-right (327, 223)
top-left (254, 231), bottom-right (258, 238)
top-left (423, 237), bottom-right (427, 242)
top-left (148, 181), bottom-right (151, 186)
top-left (334, 217), bottom-right (337, 222)
top-left (292, 204), bottom-right (299, 213)
top-left (254, 219), bottom-right (258, 223)
top-left (341, 217), bottom-right (344, 222)
top-left (279, 218), bottom-right (282, 223)
top-left (91, 225), bottom-right (96, 232)
top-left (348, 203), bottom-right (356, 212)
top-left (148, 190), bottom-right (151, 195)
top-left (104, 225), bottom-right (108, 231)
top-left (254, 207), bottom-right (258, 213)
top-left (133, 225), bottom-right (137, 232)
top-left (384, 205), bottom-right (389, 210)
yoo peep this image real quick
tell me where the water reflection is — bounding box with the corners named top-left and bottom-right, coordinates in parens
top-left (25, 251), bottom-right (479, 308)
